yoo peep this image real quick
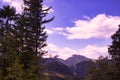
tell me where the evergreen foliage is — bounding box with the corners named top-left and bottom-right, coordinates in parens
top-left (0, 0), bottom-right (54, 79)
top-left (18, 0), bottom-right (54, 79)
top-left (22, 0), bottom-right (54, 56)
top-left (85, 57), bottom-right (115, 80)
top-left (0, 5), bottom-right (18, 79)
top-left (108, 25), bottom-right (120, 80)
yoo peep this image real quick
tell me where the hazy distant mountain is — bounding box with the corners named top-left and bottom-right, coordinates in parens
top-left (76, 61), bottom-right (89, 77)
top-left (64, 54), bottom-right (89, 66)
top-left (40, 55), bottom-right (91, 79)
top-left (41, 58), bottom-right (74, 75)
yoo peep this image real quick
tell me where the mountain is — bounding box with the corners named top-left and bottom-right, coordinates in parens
top-left (64, 54), bottom-right (89, 66)
top-left (76, 61), bottom-right (89, 77)
top-left (41, 58), bottom-right (74, 75)
top-left (40, 55), bottom-right (90, 80)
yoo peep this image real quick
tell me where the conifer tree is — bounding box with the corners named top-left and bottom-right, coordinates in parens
top-left (15, 0), bottom-right (54, 79)
top-left (86, 57), bottom-right (115, 80)
top-left (0, 0), bottom-right (54, 79)
top-left (22, 0), bottom-right (54, 56)
top-left (108, 25), bottom-right (120, 80)
top-left (0, 5), bottom-right (19, 79)
top-left (19, 0), bottom-right (54, 67)
top-left (6, 57), bottom-right (24, 80)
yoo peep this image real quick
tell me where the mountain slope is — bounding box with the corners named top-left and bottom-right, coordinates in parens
top-left (41, 58), bottom-right (74, 75)
top-left (64, 54), bottom-right (89, 66)
top-left (76, 61), bottom-right (89, 77)
top-left (40, 55), bottom-right (91, 79)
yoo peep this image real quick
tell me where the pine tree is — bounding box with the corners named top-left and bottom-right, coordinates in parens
top-left (0, 5), bottom-right (19, 79)
top-left (0, 0), bottom-right (54, 79)
top-left (108, 25), bottom-right (120, 80)
top-left (22, 0), bottom-right (54, 56)
top-left (6, 57), bottom-right (24, 80)
top-left (0, 5), bottom-right (17, 61)
top-left (86, 57), bottom-right (115, 80)
top-left (15, 0), bottom-right (54, 79)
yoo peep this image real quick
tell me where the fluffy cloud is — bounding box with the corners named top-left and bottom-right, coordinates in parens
top-left (51, 14), bottom-right (120, 39)
top-left (44, 43), bottom-right (77, 59)
top-left (52, 27), bottom-right (64, 31)
top-left (67, 14), bottom-right (120, 39)
top-left (79, 45), bottom-right (108, 59)
top-left (45, 29), bottom-right (54, 34)
top-left (46, 27), bottom-right (64, 35)
top-left (44, 43), bottom-right (108, 59)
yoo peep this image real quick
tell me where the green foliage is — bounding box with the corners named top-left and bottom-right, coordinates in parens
top-left (108, 25), bottom-right (120, 61)
top-left (17, 0), bottom-right (54, 79)
top-left (22, 0), bottom-right (54, 56)
top-left (6, 58), bottom-right (24, 80)
top-left (85, 57), bottom-right (115, 80)
top-left (0, 5), bottom-right (18, 80)
top-left (108, 25), bottom-right (120, 80)
top-left (0, 0), bottom-right (53, 80)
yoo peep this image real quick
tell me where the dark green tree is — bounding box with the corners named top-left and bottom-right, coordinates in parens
top-left (108, 25), bottom-right (120, 80)
top-left (0, 5), bottom-right (17, 61)
top-left (6, 57), bottom-right (24, 80)
top-left (14, 0), bottom-right (54, 79)
top-left (22, 0), bottom-right (54, 56)
top-left (0, 5), bottom-right (20, 79)
top-left (0, 0), bottom-right (54, 79)
top-left (85, 57), bottom-right (115, 80)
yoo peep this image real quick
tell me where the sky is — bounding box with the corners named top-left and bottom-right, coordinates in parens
top-left (0, 0), bottom-right (120, 59)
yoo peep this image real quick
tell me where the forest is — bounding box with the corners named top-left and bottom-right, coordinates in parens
top-left (0, 0), bottom-right (120, 80)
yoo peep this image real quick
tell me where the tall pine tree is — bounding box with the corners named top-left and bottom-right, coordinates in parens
top-left (0, 5), bottom-right (19, 79)
top-left (108, 25), bottom-right (120, 80)
top-left (86, 57), bottom-right (115, 80)
top-left (22, 0), bottom-right (54, 56)
top-left (15, 0), bottom-right (54, 79)
top-left (0, 0), bottom-right (54, 79)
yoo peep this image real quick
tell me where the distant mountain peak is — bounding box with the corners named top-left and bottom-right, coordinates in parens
top-left (64, 54), bottom-right (89, 66)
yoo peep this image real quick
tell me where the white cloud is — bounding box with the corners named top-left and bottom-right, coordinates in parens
top-left (44, 43), bottom-right (108, 60)
top-left (79, 45), bottom-right (108, 59)
top-left (46, 27), bottom-right (64, 35)
top-left (51, 14), bottom-right (120, 39)
top-left (52, 27), bottom-right (64, 31)
top-left (66, 14), bottom-right (120, 39)
top-left (2, 0), bottom-right (23, 12)
top-left (44, 43), bottom-right (77, 59)
top-left (83, 15), bottom-right (91, 20)
top-left (45, 29), bottom-right (54, 34)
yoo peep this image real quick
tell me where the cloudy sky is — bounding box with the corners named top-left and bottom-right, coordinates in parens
top-left (1, 0), bottom-right (120, 59)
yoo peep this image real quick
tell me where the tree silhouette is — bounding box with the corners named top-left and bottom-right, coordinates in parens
top-left (86, 57), bottom-right (115, 80)
top-left (22, 0), bottom-right (54, 56)
top-left (0, 0), bottom-right (54, 79)
top-left (19, 0), bottom-right (54, 72)
top-left (0, 5), bottom-right (23, 80)
top-left (108, 25), bottom-right (120, 80)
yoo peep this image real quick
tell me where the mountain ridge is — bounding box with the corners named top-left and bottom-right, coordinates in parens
top-left (41, 54), bottom-right (90, 78)
top-left (64, 54), bottom-right (89, 66)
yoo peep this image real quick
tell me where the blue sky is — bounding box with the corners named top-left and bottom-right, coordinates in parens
top-left (1, 0), bottom-right (120, 59)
